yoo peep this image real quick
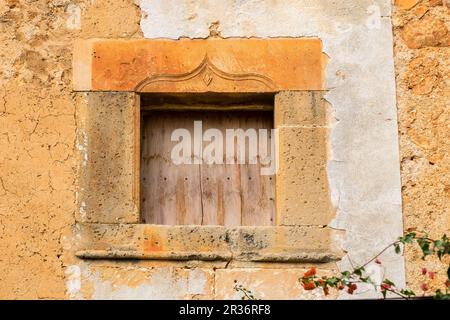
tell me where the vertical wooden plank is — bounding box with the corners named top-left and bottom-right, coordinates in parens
top-left (259, 114), bottom-right (276, 226)
top-left (200, 112), bottom-right (242, 227)
top-left (176, 114), bottom-right (203, 225)
top-left (167, 112), bottom-right (203, 225)
top-left (199, 111), bottom-right (222, 225)
top-left (140, 112), bottom-right (158, 223)
top-left (223, 112), bottom-right (244, 228)
top-left (239, 112), bottom-right (257, 226)
top-left (141, 112), bottom-right (167, 224)
top-left (240, 112), bottom-right (275, 226)
top-left (221, 113), bottom-right (243, 227)
top-left (257, 113), bottom-right (275, 225)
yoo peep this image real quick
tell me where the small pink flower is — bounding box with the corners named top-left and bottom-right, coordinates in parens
top-left (302, 280), bottom-right (316, 291)
top-left (347, 283), bottom-right (357, 295)
top-left (420, 283), bottom-right (429, 292)
top-left (421, 268), bottom-right (427, 275)
top-left (304, 267), bottom-right (317, 277)
top-left (428, 272), bottom-right (436, 280)
top-left (381, 283), bottom-right (391, 290)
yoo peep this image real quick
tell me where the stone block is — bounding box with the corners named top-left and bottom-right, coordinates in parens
top-left (77, 92), bottom-right (139, 223)
top-left (215, 268), bottom-right (337, 300)
top-left (395, 0), bottom-right (419, 10)
top-left (401, 16), bottom-right (449, 49)
top-left (73, 264), bottom-right (214, 299)
top-left (75, 224), bottom-right (232, 260)
top-left (275, 91), bottom-right (329, 127)
top-left (276, 127), bottom-right (334, 225)
top-left (228, 226), bottom-right (343, 262)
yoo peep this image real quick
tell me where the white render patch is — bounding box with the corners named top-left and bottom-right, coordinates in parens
top-left (90, 268), bottom-right (189, 300)
top-left (66, 4), bottom-right (81, 30)
top-left (187, 268), bottom-right (208, 295)
top-left (137, 0), bottom-right (404, 299)
top-left (76, 265), bottom-right (203, 300)
top-left (65, 265), bottom-right (82, 300)
top-left (140, 0), bottom-right (392, 39)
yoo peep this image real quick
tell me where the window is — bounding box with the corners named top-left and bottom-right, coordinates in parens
top-left (140, 94), bottom-right (275, 226)
top-left (73, 38), bottom-right (341, 263)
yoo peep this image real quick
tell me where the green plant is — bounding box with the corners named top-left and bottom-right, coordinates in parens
top-left (233, 281), bottom-right (257, 300)
top-left (300, 230), bottom-right (450, 299)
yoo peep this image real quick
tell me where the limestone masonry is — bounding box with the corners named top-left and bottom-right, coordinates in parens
top-left (0, 0), bottom-right (448, 299)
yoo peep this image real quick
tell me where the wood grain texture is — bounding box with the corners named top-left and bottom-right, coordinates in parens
top-left (141, 108), bottom-right (274, 226)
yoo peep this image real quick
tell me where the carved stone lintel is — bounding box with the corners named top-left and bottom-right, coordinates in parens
top-left (73, 38), bottom-right (325, 91)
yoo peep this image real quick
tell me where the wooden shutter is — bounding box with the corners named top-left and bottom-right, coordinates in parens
top-left (141, 107), bottom-right (275, 227)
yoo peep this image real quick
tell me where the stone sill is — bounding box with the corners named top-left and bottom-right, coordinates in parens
top-left (75, 223), bottom-right (344, 263)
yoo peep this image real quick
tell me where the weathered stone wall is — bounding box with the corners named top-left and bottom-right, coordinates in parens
top-left (393, 0), bottom-right (450, 292)
top-left (0, 0), bottom-right (142, 299)
top-left (0, 0), bottom-right (447, 299)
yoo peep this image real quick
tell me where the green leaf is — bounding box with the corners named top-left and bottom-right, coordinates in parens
top-left (417, 238), bottom-right (434, 259)
top-left (394, 243), bottom-right (401, 254)
top-left (354, 268), bottom-right (363, 277)
top-left (434, 240), bottom-right (442, 247)
top-left (341, 271), bottom-right (351, 277)
top-left (325, 277), bottom-right (340, 287)
top-left (400, 289), bottom-right (416, 297)
top-left (360, 277), bottom-right (370, 283)
top-left (403, 233), bottom-right (416, 244)
top-left (433, 289), bottom-right (450, 300)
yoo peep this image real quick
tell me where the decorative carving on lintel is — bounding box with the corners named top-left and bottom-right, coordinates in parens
top-left (135, 55), bottom-right (276, 93)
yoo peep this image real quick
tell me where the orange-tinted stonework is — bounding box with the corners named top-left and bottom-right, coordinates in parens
top-left (1, 0), bottom-right (447, 300)
top-left (73, 38), bottom-right (326, 92)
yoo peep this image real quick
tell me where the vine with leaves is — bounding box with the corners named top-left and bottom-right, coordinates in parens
top-left (234, 230), bottom-right (450, 300)
top-left (301, 230), bottom-right (449, 299)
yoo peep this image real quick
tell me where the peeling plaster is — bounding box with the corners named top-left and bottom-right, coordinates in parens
top-left (70, 265), bottom-right (214, 300)
top-left (65, 265), bottom-right (82, 299)
top-left (89, 269), bottom-right (188, 300)
top-left (79, 201), bottom-right (87, 220)
top-left (76, 130), bottom-right (88, 167)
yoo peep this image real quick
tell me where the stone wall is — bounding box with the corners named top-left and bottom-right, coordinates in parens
top-left (0, 0), bottom-right (142, 299)
top-left (393, 0), bottom-right (450, 292)
top-left (0, 0), bottom-right (447, 299)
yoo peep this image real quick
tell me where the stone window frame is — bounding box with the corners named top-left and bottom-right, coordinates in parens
top-left (73, 38), bottom-right (344, 263)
